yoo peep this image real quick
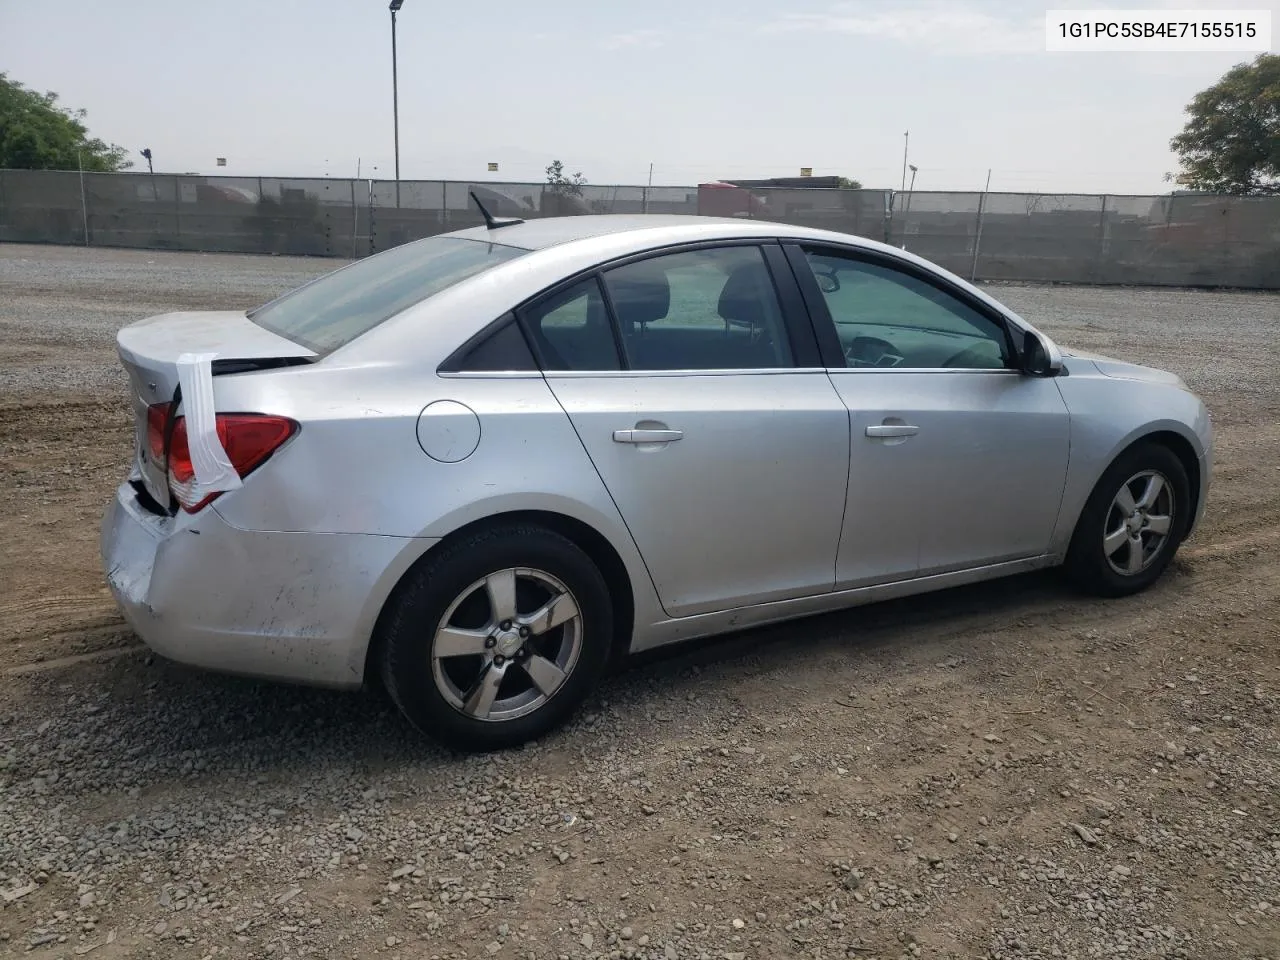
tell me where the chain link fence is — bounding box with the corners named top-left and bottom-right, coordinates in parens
top-left (0, 170), bottom-right (369, 257)
top-left (880, 190), bottom-right (1280, 287)
top-left (2, 170), bottom-right (1277, 288)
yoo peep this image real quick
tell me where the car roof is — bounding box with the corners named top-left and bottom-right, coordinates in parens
top-left (443, 214), bottom-right (887, 255)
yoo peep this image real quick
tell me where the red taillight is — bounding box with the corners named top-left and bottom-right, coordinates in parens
top-left (146, 404), bottom-right (296, 513)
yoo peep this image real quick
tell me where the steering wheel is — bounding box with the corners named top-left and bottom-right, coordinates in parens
top-left (846, 336), bottom-right (905, 369)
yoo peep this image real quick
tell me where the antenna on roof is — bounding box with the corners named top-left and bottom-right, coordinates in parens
top-left (470, 191), bottom-right (524, 230)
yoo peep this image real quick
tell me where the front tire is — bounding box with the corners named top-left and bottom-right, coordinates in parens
top-left (1063, 442), bottom-right (1190, 598)
top-left (378, 523), bottom-right (613, 751)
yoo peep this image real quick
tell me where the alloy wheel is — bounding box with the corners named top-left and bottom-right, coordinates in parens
top-left (1102, 469), bottom-right (1175, 577)
top-left (430, 567), bottom-right (583, 722)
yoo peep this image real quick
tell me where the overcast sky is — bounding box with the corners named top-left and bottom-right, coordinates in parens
top-left (1, 0), bottom-right (1276, 193)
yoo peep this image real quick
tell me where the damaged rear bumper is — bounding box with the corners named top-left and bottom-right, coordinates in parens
top-left (100, 480), bottom-right (435, 689)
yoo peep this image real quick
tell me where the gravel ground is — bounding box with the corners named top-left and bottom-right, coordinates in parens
top-left (0, 243), bottom-right (1278, 960)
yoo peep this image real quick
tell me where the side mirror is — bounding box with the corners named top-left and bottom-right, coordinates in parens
top-left (1021, 329), bottom-right (1063, 377)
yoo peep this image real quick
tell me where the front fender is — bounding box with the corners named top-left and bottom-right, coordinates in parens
top-left (1050, 368), bottom-right (1212, 555)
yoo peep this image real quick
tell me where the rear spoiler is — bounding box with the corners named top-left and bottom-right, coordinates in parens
top-left (211, 356), bottom-right (314, 376)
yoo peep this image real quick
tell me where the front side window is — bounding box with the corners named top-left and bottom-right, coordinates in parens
top-left (601, 246), bottom-right (794, 371)
top-left (799, 248), bottom-right (1011, 370)
top-left (249, 237), bottom-right (528, 353)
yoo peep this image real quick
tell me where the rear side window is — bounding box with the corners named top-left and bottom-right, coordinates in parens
top-left (439, 315), bottom-right (538, 373)
top-left (249, 237), bottom-right (528, 353)
top-left (601, 246), bottom-right (794, 371)
top-left (520, 277), bottom-right (622, 371)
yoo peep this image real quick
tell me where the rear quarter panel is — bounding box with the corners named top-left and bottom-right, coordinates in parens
top-left (208, 364), bottom-right (665, 642)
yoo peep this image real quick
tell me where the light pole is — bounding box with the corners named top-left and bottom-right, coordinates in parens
top-left (389, 0), bottom-right (404, 206)
top-left (900, 164), bottom-right (919, 250)
top-left (900, 130), bottom-right (909, 192)
top-left (904, 163), bottom-right (918, 241)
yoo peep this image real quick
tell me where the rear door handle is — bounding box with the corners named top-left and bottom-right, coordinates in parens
top-left (613, 428), bottom-right (684, 444)
top-left (865, 424), bottom-right (919, 438)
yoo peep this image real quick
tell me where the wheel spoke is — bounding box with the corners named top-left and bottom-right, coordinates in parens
top-left (434, 626), bottom-right (491, 659)
top-left (521, 592), bottom-right (579, 636)
top-left (1145, 513), bottom-right (1172, 536)
top-left (1136, 474), bottom-right (1165, 510)
top-left (1114, 484), bottom-right (1137, 515)
top-left (484, 570), bottom-right (519, 624)
top-left (462, 662), bottom-right (505, 719)
top-left (522, 653), bottom-right (568, 697)
top-left (1125, 536), bottom-right (1145, 574)
top-left (1103, 526), bottom-right (1129, 557)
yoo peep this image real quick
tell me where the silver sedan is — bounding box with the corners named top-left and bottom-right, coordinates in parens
top-left (101, 214), bottom-right (1212, 750)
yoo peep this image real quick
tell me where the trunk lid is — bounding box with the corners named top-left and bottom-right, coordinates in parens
top-left (116, 311), bottom-right (316, 506)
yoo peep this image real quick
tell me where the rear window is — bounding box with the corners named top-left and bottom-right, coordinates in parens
top-left (248, 236), bottom-right (528, 353)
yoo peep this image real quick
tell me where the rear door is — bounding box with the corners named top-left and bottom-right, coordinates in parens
top-left (528, 242), bottom-right (851, 619)
top-left (784, 243), bottom-right (1071, 587)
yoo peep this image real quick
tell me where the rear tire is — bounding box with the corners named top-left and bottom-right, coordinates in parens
top-left (1063, 442), bottom-right (1190, 598)
top-left (378, 523), bottom-right (613, 751)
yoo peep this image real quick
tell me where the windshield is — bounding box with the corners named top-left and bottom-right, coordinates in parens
top-left (248, 236), bottom-right (529, 353)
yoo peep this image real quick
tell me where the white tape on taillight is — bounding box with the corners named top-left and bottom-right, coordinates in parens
top-left (175, 352), bottom-right (243, 498)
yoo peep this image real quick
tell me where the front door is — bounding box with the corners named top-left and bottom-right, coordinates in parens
top-left (527, 244), bottom-right (851, 618)
top-left (786, 244), bottom-right (1071, 587)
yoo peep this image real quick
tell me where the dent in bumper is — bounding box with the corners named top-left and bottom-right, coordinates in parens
top-left (101, 484), bottom-right (436, 688)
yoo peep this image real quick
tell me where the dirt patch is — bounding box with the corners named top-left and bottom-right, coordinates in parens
top-left (0, 244), bottom-right (1276, 959)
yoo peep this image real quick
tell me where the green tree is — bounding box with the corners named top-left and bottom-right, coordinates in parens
top-left (836, 176), bottom-right (863, 189)
top-left (545, 159), bottom-right (586, 198)
top-left (0, 73), bottom-right (131, 172)
top-left (1170, 53), bottom-right (1279, 195)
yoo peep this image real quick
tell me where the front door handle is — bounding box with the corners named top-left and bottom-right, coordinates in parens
top-left (613, 428), bottom-right (684, 444)
top-left (865, 424), bottom-right (919, 438)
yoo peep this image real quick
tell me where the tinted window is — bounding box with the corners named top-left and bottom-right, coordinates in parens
top-left (249, 237), bottom-right (527, 353)
top-left (522, 277), bottom-right (621, 371)
top-left (441, 316), bottom-right (538, 373)
top-left (800, 249), bottom-right (1010, 370)
top-left (602, 246), bottom-right (793, 371)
